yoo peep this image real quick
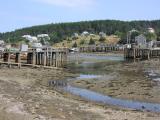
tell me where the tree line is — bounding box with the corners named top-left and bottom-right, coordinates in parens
top-left (0, 20), bottom-right (160, 44)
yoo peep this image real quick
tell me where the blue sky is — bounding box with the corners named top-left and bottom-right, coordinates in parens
top-left (0, 0), bottom-right (160, 32)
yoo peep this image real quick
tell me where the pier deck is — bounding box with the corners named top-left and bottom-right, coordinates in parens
top-left (124, 48), bottom-right (160, 60)
top-left (0, 47), bottom-right (68, 69)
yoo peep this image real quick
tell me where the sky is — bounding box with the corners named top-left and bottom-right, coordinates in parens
top-left (0, 0), bottom-right (160, 33)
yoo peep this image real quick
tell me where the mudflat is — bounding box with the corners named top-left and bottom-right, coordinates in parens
top-left (0, 67), bottom-right (159, 120)
top-left (71, 59), bottom-right (160, 104)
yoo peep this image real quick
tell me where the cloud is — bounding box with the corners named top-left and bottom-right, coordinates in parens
top-left (34, 0), bottom-right (95, 8)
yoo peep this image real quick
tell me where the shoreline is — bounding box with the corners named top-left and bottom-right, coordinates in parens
top-left (0, 64), bottom-right (159, 119)
top-left (69, 57), bottom-right (160, 104)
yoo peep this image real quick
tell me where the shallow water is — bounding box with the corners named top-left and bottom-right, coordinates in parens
top-left (67, 54), bottom-right (123, 75)
top-left (64, 86), bottom-right (160, 112)
top-left (76, 74), bottom-right (102, 79)
top-left (145, 70), bottom-right (160, 82)
top-left (59, 53), bottom-right (160, 112)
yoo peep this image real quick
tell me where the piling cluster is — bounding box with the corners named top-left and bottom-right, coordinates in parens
top-left (0, 47), bottom-right (68, 68)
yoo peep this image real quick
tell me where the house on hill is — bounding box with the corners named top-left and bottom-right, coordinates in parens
top-left (81, 31), bottom-right (89, 36)
top-left (37, 34), bottom-right (50, 45)
top-left (22, 35), bottom-right (38, 43)
top-left (99, 32), bottom-right (106, 38)
top-left (147, 28), bottom-right (155, 33)
top-left (0, 40), bottom-right (5, 51)
top-left (0, 40), bottom-right (5, 52)
top-left (72, 33), bottom-right (79, 40)
top-left (37, 34), bottom-right (49, 38)
top-left (73, 33), bottom-right (79, 38)
top-left (0, 40), bottom-right (5, 46)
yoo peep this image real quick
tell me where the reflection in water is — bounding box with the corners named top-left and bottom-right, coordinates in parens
top-left (61, 54), bottom-right (160, 112)
top-left (145, 70), bottom-right (160, 82)
top-left (76, 74), bottom-right (102, 79)
top-left (64, 86), bottom-right (160, 112)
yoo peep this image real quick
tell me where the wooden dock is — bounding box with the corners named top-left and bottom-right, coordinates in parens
top-left (0, 47), bottom-right (68, 69)
top-left (79, 45), bottom-right (124, 53)
top-left (124, 48), bottom-right (160, 60)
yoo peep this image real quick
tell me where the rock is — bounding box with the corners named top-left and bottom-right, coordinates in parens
top-left (142, 106), bottom-right (145, 109)
top-left (59, 108), bottom-right (63, 112)
top-left (35, 104), bottom-right (40, 109)
top-left (69, 111), bottom-right (73, 115)
top-left (61, 115), bottom-right (66, 119)
top-left (31, 108), bottom-right (36, 114)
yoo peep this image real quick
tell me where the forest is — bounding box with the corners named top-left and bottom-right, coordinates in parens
top-left (0, 20), bottom-right (160, 44)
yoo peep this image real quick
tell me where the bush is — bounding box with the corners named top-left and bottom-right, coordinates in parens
top-left (72, 42), bottom-right (78, 48)
top-left (99, 37), bottom-right (106, 42)
top-left (80, 40), bottom-right (85, 45)
top-left (89, 38), bottom-right (95, 45)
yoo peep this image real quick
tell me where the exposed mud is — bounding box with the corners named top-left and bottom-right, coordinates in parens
top-left (0, 57), bottom-right (159, 119)
top-left (70, 58), bottom-right (160, 104)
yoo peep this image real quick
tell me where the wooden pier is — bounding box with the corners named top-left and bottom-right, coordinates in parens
top-left (79, 45), bottom-right (124, 53)
top-left (124, 48), bottom-right (160, 60)
top-left (0, 47), bottom-right (68, 69)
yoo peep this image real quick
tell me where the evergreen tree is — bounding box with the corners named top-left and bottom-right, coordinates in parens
top-left (1, 20), bottom-right (160, 44)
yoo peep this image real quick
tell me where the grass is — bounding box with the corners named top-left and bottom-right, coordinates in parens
top-left (53, 35), bottom-right (120, 48)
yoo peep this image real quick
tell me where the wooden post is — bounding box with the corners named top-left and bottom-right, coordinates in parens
top-left (133, 48), bottom-right (136, 59)
top-left (15, 53), bottom-right (21, 63)
top-left (50, 49), bottom-right (53, 66)
top-left (43, 52), bottom-right (46, 66)
top-left (32, 52), bottom-right (36, 65)
top-left (53, 52), bottom-right (56, 67)
top-left (8, 53), bottom-right (11, 62)
top-left (148, 50), bottom-right (150, 60)
top-left (27, 53), bottom-right (32, 64)
top-left (7, 53), bottom-right (11, 68)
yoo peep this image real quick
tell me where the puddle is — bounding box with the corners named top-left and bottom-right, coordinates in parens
top-left (78, 54), bottom-right (124, 61)
top-left (76, 74), bottom-right (102, 79)
top-left (145, 70), bottom-right (160, 82)
top-left (64, 86), bottom-right (160, 112)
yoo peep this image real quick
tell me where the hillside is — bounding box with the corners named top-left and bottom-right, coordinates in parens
top-left (53, 35), bottom-right (120, 48)
top-left (0, 20), bottom-right (160, 44)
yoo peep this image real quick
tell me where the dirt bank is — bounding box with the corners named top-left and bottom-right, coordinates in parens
top-left (0, 67), bottom-right (159, 120)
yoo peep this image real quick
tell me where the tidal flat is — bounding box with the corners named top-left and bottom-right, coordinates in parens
top-left (0, 53), bottom-right (160, 120)
top-left (69, 54), bottom-right (160, 104)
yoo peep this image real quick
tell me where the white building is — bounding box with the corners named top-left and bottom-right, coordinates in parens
top-left (37, 34), bottom-right (50, 45)
top-left (0, 40), bottom-right (4, 45)
top-left (20, 44), bottom-right (28, 52)
top-left (32, 43), bottom-right (42, 48)
top-left (99, 32), bottom-right (106, 38)
top-left (72, 33), bottom-right (79, 38)
top-left (0, 40), bottom-right (5, 51)
top-left (32, 43), bottom-right (43, 52)
top-left (147, 28), bottom-right (155, 33)
top-left (90, 34), bottom-right (95, 37)
top-left (22, 35), bottom-right (38, 43)
top-left (81, 31), bottom-right (89, 36)
top-left (37, 34), bottom-right (49, 38)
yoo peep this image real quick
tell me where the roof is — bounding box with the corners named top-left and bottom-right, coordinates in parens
top-left (37, 34), bottom-right (49, 37)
